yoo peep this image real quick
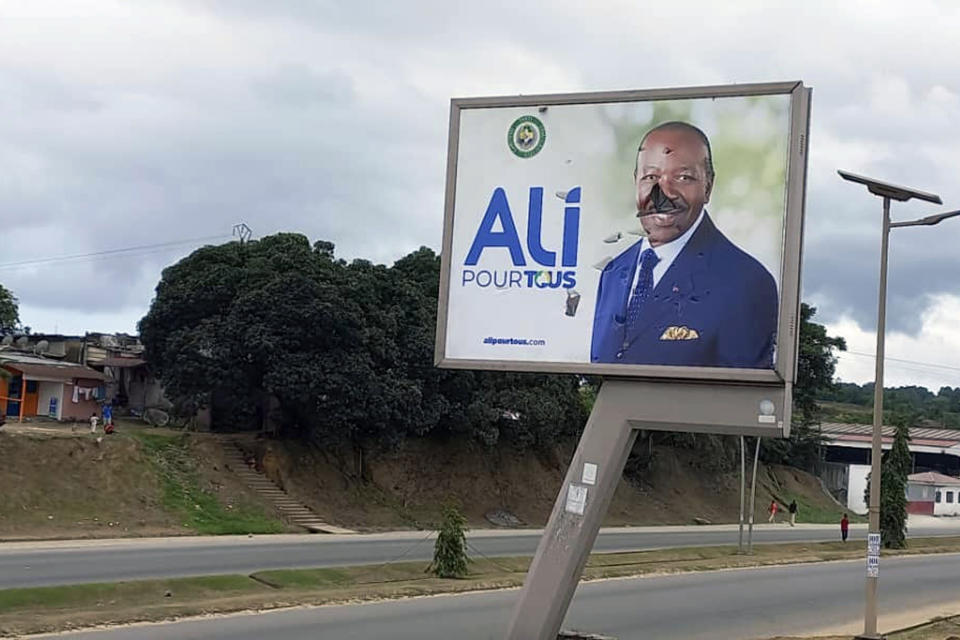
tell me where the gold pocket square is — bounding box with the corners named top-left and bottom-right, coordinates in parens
top-left (660, 326), bottom-right (700, 341)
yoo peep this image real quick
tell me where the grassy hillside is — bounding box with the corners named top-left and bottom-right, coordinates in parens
top-left (245, 437), bottom-right (854, 531)
top-left (0, 429), bottom-right (288, 540)
top-left (0, 425), bottom-right (853, 540)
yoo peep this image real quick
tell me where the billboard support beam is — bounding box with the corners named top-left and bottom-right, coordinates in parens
top-left (504, 379), bottom-right (638, 640)
top-left (505, 378), bottom-right (786, 639)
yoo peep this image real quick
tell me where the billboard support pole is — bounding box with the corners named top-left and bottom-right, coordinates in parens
top-left (505, 379), bottom-right (638, 640)
top-left (747, 435), bottom-right (761, 553)
top-left (738, 435), bottom-right (746, 553)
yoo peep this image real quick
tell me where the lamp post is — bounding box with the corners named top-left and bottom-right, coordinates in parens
top-left (838, 170), bottom-right (960, 639)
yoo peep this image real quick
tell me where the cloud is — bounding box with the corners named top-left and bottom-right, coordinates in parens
top-left (1, 0), bottom-right (960, 390)
top-left (829, 293), bottom-right (960, 391)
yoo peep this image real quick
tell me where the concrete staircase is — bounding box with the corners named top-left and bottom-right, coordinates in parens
top-left (222, 440), bottom-right (353, 534)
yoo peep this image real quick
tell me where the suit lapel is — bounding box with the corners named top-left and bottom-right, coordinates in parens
top-left (626, 214), bottom-right (718, 343)
top-left (611, 241), bottom-right (642, 322)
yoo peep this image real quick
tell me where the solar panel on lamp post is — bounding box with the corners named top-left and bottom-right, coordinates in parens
top-left (838, 170), bottom-right (959, 640)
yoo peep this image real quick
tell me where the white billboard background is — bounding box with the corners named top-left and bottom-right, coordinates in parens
top-left (445, 94), bottom-right (791, 364)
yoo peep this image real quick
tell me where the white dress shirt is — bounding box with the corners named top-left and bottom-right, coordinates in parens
top-left (629, 209), bottom-right (706, 295)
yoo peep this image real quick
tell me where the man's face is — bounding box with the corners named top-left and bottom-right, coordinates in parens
top-left (635, 128), bottom-right (713, 247)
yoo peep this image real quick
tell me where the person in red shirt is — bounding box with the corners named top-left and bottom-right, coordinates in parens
top-left (840, 514), bottom-right (850, 542)
top-left (767, 500), bottom-right (778, 523)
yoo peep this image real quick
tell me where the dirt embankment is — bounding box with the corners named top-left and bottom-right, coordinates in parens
top-left (0, 430), bottom-right (280, 540)
top-left (0, 432), bottom-right (175, 539)
top-left (0, 426), bottom-right (846, 540)
top-left (246, 437), bottom-right (845, 531)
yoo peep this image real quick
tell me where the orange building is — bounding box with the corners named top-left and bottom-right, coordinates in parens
top-left (1, 354), bottom-right (106, 422)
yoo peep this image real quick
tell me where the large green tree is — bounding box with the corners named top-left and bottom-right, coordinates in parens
top-left (762, 303), bottom-right (846, 469)
top-left (140, 236), bottom-right (585, 453)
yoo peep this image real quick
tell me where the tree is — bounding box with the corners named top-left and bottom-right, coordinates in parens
top-left (881, 415), bottom-right (911, 549)
top-left (862, 413), bottom-right (912, 549)
top-left (794, 303), bottom-right (847, 425)
top-left (762, 303), bottom-right (846, 469)
top-left (0, 284), bottom-right (19, 333)
top-left (429, 503), bottom-right (469, 579)
top-left (140, 236), bottom-right (586, 455)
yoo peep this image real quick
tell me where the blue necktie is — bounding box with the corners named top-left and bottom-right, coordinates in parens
top-left (625, 248), bottom-right (659, 333)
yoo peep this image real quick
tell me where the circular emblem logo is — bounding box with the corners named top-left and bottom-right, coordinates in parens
top-left (507, 115), bottom-right (546, 158)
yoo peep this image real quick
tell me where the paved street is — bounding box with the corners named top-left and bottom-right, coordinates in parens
top-left (2, 518), bottom-right (956, 589)
top-left (30, 553), bottom-right (960, 639)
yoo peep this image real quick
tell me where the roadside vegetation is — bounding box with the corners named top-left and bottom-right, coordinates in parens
top-left (132, 432), bottom-right (285, 535)
top-left (821, 384), bottom-right (960, 429)
top-left (2, 537), bottom-right (959, 637)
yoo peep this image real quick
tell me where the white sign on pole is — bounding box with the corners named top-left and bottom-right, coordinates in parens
top-left (581, 462), bottom-right (598, 486)
top-left (565, 484), bottom-right (588, 515)
top-left (867, 533), bottom-right (881, 556)
top-left (866, 554), bottom-right (879, 578)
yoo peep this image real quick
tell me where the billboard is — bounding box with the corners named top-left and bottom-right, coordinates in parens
top-left (436, 82), bottom-right (810, 384)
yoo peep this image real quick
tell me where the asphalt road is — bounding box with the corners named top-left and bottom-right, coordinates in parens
top-left (0, 523), bottom-right (952, 589)
top-left (31, 553), bottom-right (960, 639)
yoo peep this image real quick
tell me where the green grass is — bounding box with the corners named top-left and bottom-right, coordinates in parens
top-left (0, 574), bottom-right (266, 615)
top-left (793, 494), bottom-right (866, 525)
top-left (253, 567), bottom-right (353, 589)
top-left (819, 402), bottom-right (874, 425)
top-left (129, 432), bottom-right (285, 535)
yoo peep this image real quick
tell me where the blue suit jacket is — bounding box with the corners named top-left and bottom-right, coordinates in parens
top-left (590, 213), bottom-right (777, 368)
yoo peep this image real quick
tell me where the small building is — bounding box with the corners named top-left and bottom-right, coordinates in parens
top-left (818, 422), bottom-right (960, 515)
top-left (84, 333), bottom-right (169, 414)
top-left (908, 471), bottom-right (960, 517)
top-left (0, 353), bottom-right (106, 422)
top-left (1, 332), bottom-right (170, 419)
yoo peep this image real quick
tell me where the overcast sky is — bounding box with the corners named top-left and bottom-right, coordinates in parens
top-left (2, 1), bottom-right (960, 390)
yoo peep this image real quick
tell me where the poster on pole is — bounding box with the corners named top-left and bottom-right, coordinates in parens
top-left (436, 82), bottom-right (810, 385)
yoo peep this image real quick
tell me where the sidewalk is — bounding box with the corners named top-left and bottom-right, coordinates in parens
top-left (2, 515), bottom-right (957, 552)
top-left (0, 522), bottom-right (886, 553)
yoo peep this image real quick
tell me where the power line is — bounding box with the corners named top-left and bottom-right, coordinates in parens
top-left (0, 234), bottom-right (232, 271)
top-left (840, 350), bottom-right (960, 373)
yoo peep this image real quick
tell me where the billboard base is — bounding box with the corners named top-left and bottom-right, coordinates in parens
top-left (504, 377), bottom-right (789, 640)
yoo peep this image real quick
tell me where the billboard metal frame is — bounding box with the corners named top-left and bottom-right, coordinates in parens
top-left (435, 81), bottom-right (811, 385)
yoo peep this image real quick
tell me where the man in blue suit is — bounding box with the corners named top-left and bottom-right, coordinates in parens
top-left (590, 122), bottom-right (778, 369)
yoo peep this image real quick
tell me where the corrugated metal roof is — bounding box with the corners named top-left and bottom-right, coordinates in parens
top-left (908, 471), bottom-right (960, 486)
top-left (101, 356), bottom-right (146, 368)
top-left (820, 422), bottom-right (960, 447)
top-left (1, 355), bottom-right (106, 381)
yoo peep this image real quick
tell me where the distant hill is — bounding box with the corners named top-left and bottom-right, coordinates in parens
top-left (819, 382), bottom-right (960, 429)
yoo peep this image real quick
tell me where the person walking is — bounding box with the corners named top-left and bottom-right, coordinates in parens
top-left (89, 412), bottom-right (99, 434)
top-left (840, 514), bottom-right (849, 543)
top-left (767, 500), bottom-right (778, 523)
top-left (788, 500), bottom-right (798, 527)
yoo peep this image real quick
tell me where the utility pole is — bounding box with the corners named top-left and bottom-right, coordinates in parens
top-left (233, 222), bottom-right (252, 245)
top-left (838, 170), bottom-right (959, 639)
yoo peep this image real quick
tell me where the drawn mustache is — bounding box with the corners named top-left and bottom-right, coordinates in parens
top-left (636, 184), bottom-right (685, 216)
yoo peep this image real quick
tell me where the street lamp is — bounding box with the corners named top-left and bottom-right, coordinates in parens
top-left (838, 169), bottom-right (960, 640)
